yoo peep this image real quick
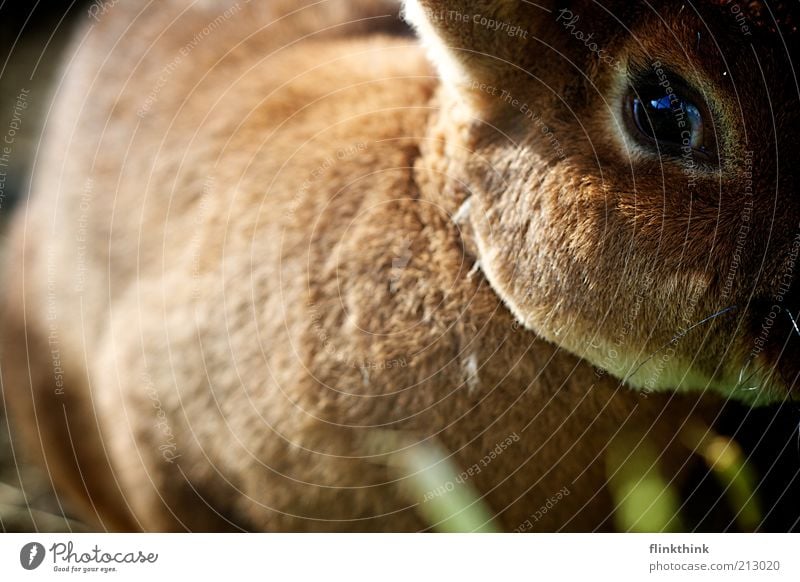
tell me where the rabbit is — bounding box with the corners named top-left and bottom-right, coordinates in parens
top-left (2, 0), bottom-right (798, 532)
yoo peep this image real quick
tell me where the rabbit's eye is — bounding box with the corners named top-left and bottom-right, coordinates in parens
top-left (632, 94), bottom-right (703, 149)
top-left (625, 76), bottom-right (714, 163)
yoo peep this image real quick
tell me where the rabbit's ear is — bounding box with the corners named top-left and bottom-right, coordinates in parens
top-left (403, 0), bottom-right (554, 100)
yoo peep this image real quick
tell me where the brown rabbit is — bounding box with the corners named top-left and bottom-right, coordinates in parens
top-left (2, 0), bottom-right (798, 532)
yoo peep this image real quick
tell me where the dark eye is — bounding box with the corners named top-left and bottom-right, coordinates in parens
top-left (626, 73), bottom-right (715, 163)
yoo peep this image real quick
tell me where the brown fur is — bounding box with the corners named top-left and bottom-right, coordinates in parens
top-left (2, 0), bottom-right (798, 531)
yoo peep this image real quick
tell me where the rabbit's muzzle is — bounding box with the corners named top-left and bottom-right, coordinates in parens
top-left (747, 289), bottom-right (800, 399)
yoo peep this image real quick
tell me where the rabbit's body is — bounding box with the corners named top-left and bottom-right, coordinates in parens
top-left (5, 0), bottom-right (797, 531)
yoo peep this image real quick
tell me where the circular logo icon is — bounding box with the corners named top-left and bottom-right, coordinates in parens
top-left (19, 542), bottom-right (46, 570)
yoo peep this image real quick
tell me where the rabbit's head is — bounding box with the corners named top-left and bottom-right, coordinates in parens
top-left (406, 0), bottom-right (800, 404)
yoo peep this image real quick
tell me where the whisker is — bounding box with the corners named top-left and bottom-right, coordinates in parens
top-left (796, 418), bottom-right (800, 455)
top-left (735, 357), bottom-right (764, 393)
top-left (737, 357), bottom-right (753, 385)
top-left (784, 307), bottom-right (800, 337)
top-left (795, 405), bottom-right (800, 455)
top-left (623, 305), bottom-right (738, 383)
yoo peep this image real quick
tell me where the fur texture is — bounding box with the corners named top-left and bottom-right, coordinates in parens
top-left (2, 0), bottom-right (798, 531)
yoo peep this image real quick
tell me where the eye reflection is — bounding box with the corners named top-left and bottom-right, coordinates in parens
top-left (626, 73), bottom-right (712, 161)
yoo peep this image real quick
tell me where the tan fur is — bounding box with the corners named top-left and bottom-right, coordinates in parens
top-left (3, 0), bottom-right (797, 531)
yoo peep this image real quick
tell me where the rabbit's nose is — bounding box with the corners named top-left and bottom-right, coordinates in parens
top-left (772, 296), bottom-right (800, 399)
top-left (767, 321), bottom-right (800, 396)
top-left (780, 276), bottom-right (800, 394)
top-left (747, 293), bottom-right (800, 397)
top-left (780, 305), bottom-right (800, 394)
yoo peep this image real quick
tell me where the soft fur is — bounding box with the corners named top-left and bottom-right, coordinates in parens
top-left (2, 0), bottom-right (798, 531)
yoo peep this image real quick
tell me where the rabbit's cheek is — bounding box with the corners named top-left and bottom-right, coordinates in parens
top-left (466, 183), bottom-right (760, 399)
